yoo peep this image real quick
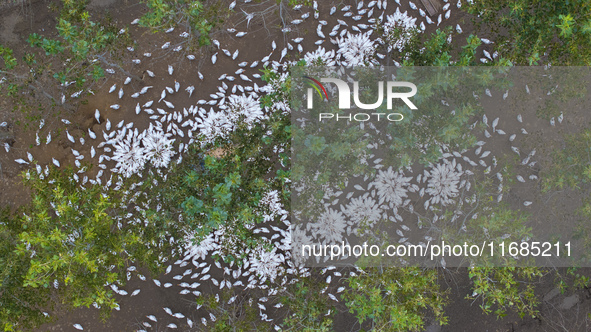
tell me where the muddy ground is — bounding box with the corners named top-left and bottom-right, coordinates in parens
top-left (0, 0), bottom-right (590, 331)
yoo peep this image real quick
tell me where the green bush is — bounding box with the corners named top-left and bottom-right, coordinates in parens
top-left (467, 0), bottom-right (591, 65)
top-left (343, 267), bottom-right (448, 332)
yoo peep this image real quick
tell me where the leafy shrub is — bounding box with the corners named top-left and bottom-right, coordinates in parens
top-left (467, 0), bottom-right (591, 65)
top-left (343, 267), bottom-right (448, 331)
top-left (140, 0), bottom-right (229, 46)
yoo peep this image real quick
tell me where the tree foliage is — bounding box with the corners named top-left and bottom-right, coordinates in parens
top-left (152, 70), bottom-right (290, 262)
top-left (26, 0), bottom-right (127, 86)
top-left (343, 267), bottom-right (448, 332)
top-left (278, 275), bottom-right (335, 331)
top-left (467, 267), bottom-right (543, 319)
top-left (139, 0), bottom-right (230, 46)
top-left (0, 165), bottom-right (181, 329)
top-left (0, 207), bottom-right (50, 331)
top-left (467, 0), bottom-right (591, 65)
